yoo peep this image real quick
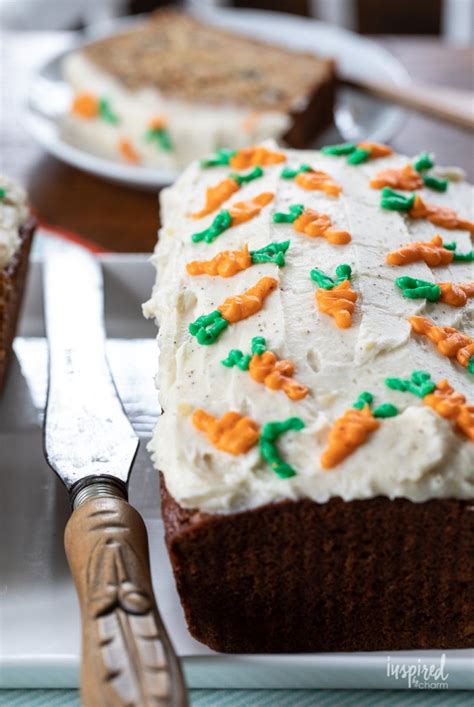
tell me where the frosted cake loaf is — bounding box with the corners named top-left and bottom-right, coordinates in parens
top-left (144, 142), bottom-right (474, 653)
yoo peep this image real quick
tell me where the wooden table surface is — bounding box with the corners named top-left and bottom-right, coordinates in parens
top-left (1, 31), bottom-right (473, 253)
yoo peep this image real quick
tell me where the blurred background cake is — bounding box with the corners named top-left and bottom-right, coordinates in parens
top-left (60, 9), bottom-right (335, 169)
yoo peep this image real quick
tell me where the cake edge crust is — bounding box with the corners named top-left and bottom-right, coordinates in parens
top-left (160, 474), bottom-right (474, 653)
top-left (0, 217), bottom-right (36, 390)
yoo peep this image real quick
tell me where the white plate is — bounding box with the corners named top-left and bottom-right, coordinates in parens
top-left (23, 8), bottom-right (410, 191)
top-left (1, 234), bottom-right (472, 691)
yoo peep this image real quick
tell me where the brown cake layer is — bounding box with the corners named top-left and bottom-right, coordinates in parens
top-left (84, 9), bottom-right (335, 131)
top-left (161, 476), bottom-right (474, 653)
top-left (0, 218), bottom-right (35, 390)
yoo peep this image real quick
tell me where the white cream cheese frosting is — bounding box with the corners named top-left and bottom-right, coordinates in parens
top-left (61, 53), bottom-right (290, 170)
top-left (144, 142), bottom-right (474, 514)
top-left (0, 175), bottom-right (28, 270)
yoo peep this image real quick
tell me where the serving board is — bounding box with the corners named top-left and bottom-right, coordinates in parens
top-left (1, 241), bottom-right (472, 690)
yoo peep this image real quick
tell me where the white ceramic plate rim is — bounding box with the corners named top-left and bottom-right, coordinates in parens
top-left (23, 8), bottom-right (411, 190)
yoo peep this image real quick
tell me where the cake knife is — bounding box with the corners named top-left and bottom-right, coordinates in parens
top-left (43, 247), bottom-right (188, 707)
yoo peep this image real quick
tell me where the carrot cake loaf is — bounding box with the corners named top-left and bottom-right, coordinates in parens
top-left (61, 10), bottom-right (335, 170)
top-left (0, 176), bottom-right (35, 389)
top-left (144, 142), bottom-right (474, 652)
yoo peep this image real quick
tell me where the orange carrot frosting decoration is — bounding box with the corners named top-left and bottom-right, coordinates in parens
top-left (424, 380), bottom-right (474, 442)
top-left (310, 264), bottom-right (357, 329)
top-left (249, 352), bottom-right (308, 400)
top-left (386, 234), bottom-right (455, 267)
top-left (222, 336), bottom-right (309, 401)
top-left (281, 164), bottom-right (342, 196)
top-left (200, 146), bottom-right (286, 169)
top-left (187, 244), bottom-right (252, 277)
top-left (358, 142), bottom-right (393, 158)
top-left (370, 164), bottom-right (424, 191)
top-left (410, 194), bottom-right (474, 233)
top-left (371, 153), bottom-right (449, 193)
top-left (273, 204), bottom-right (351, 245)
top-left (192, 178), bottom-right (240, 219)
top-left (295, 170), bottom-right (342, 196)
top-left (219, 276), bottom-right (277, 323)
top-left (294, 210), bottom-right (351, 244)
top-left (438, 282), bottom-right (474, 307)
top-left (321, 405), bottom-right (380, 469)
top-left (381, 189), bottom-right (474, 233)
top-left (322, 141), bottom-right (393, 165)
top-left (385, 371), bottom-right (473, 441)
top-left (191, 166), bottom-right (264, 219)
top-left (317, 281), bottom-right (358, 328)
top-left (189, 276), bottom-right (278, 345)
top-left (229, 146), bottom-right (286, 170)
top-left (71, 92), bottom-right (99, 119)
top-left (191, 192), bottom-right (274, 244)
top-left (148, 116), bottom-right (166, 131)
top-left (228, 192), bottom-right (274, 225)
top-left (409, 316), bottom-right (474, 374)
top-left (320, 390), bottom-right (399, 470)
top-left (186, 240), bottom-right (290, 278)
top-left (192, 409), bottom-right (260, 455)
top-left (118, 138), bottom-right (140, 164)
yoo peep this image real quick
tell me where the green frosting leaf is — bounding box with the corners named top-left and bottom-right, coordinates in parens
top-left (145, 127), bottom-right (172, 151)
top-left (321, 143), bottom-right (356, 156)
top-left (373, 403), bottom-right (399, 418)
top-left (422, 174), bottom-right (448, 192)
top-left (347, 147), bottom-right (371, 165)
top-left (99, 98), bottom-right (119, 124)
top-left (380, 188), bottom-right (416, 212)
top-left (353, 391), bottom-right (374, 410)
top-left (259, 417), bottom-right (305, 478)
top-left (221, 349), bottom-right (251, 370)
top-left (413, 152), bottom-right (435, 172)
top-left (280, 164), bottom-right (312, 179)
top-left (310, 263), bottom-right (352, 290)
top-left (385, 370), bottom-right (436, 398)
top-left (250, 240), bottom-right (290, 266)
top-left (189, 310), bottom-right (229, 345)
top-left (231, 166), bottom-right (263, 185)
top-left (200, 148), bottom-right (236, 168)
top-left (191, 210), bottom-right (232, 244)
top-left (395, 276), bottom-right (441, 302)
top-left (273, 204), bottom-right (305, 223)
top-left (251, 336), bottom-right (267, 355)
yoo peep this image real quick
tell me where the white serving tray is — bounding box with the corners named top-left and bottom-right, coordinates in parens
top-left (1, 247), bottom-right (473, 690)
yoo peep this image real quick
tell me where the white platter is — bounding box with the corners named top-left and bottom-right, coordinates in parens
top-left (0, 236), bottom-right (473, 690)
top-left (23, 8), bottom-right (410, 190)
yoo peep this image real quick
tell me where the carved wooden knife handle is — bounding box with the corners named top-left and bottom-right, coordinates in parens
top-left (64, 493), bottom-right (188, 707)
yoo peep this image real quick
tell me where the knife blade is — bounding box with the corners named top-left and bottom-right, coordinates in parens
top-left (43, 246), bottom-right (187, 707)
top-left (43, 247), bottom-right (138, 491)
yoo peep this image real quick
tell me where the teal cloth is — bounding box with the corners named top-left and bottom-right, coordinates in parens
top-left (1, 691), bottom-right (473, 706)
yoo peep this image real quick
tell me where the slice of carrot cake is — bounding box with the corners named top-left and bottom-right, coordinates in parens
top-left (61, 10), bottom-right (335, 170)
